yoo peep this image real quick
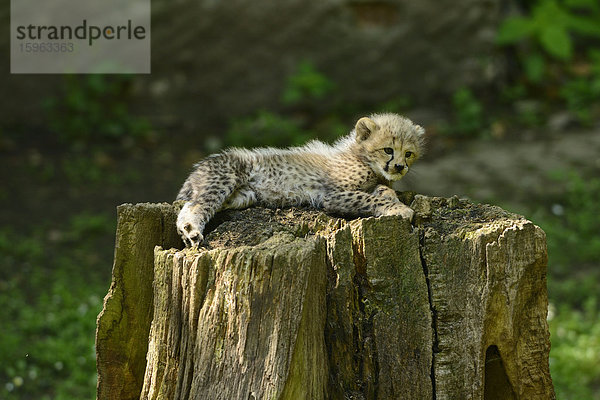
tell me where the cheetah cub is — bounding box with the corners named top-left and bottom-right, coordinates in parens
top-left (176, 113), bottom-right (425, 247)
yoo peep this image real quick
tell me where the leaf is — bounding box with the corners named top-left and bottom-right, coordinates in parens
top-left (496, 16), bottom-right (534, 44)
top-left (567, 15), bottom-right (600, 37)
top-left (539, 26), bottom-right (573, 60)
top-left (523, 53), bottom-right (546, 83)
top-left (532, 0), bottom-right (570, 28)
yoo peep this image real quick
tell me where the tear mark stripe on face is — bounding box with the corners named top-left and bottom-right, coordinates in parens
top-left (384, 152), bottom-right (394, 172)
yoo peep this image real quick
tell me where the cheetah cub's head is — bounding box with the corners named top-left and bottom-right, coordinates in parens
top-left (354, 113), bottom-right (425, 182)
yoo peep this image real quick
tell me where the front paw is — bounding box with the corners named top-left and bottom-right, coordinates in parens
top-left (177, 204), bottom-right (205, 248)
top-left (177, 223), bottom-right (204, 248)
top-left (372, 185), bottom-right (400, 202)
top-left (382, 204), bottom-right (414, 221)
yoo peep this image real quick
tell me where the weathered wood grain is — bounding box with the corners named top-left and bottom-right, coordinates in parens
top-left (96, 197), bottom-right (555, 399)
top-left (95, 203), bottom-right (182, 400)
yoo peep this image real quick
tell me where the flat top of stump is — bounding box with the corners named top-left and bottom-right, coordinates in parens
top-left (185, 193), bottom-right (524, 251)
top-left (201, 207), bottom-right (340, 250)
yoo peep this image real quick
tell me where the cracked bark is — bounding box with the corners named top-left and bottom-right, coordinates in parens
top-left (96, 195), bottom-right (555, 399)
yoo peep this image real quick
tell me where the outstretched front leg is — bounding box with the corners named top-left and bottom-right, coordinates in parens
top-left (322, 186), bottom-right (414, 220)
top-left (176, 155), bottom-right (247, 247)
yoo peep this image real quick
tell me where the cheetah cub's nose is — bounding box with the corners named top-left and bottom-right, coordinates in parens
top-left (394, 164), bottom-right (405, 172)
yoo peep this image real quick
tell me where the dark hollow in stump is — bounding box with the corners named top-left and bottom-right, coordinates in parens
top-left (96, 195), bottom-right (555, 400)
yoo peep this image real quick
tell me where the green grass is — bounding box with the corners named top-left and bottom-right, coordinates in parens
top-left (549, 299), bottom-right (600, 400)
top-left (525, 171), bottom-right (600, 399)
top-left (0, 214), bottom-right (114, 400)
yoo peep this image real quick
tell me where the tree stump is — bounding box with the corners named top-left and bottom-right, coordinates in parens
top-left (96, 195), bottom-right (555, 399)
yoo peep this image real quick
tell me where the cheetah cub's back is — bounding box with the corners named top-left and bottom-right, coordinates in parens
top-left (176, 113), bottom-right (425, 247)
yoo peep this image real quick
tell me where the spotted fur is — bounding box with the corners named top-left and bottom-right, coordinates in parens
top-left (176, 113), bottom-right (425, 247)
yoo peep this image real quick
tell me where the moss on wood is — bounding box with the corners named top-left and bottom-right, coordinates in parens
top-left (96, 196), bottom-right (555, 399)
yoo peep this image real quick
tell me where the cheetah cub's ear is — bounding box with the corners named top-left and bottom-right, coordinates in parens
top-left (355, 117), bottom-right (379, 142)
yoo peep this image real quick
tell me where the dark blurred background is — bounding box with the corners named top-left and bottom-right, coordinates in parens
top-left (1, 0), bottom-right (599, 398)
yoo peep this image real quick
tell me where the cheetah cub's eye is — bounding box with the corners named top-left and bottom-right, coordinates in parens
top-left (405, 151), bottom-right (413, 158)
top-left (383, 148), bottom-right (394, 155)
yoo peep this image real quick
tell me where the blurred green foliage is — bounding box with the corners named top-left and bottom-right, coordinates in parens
top-left (281, 61), bottom-right (336, 107)
top-left (225, 61), bottom-right (345, 148)
top-left (0, 213), bottom-right (114, 400)
top-left (496, 0), bottom-right (600, 125)
top-left (545, 172), bottom-right (600, 266)
top-left (226, 110), bottom-right (311, 148)
top-left (61, 156), bottom-right (104, 185)
top-left (497, 0), bottom-right (600, 61)
top-left (224, 60), bottom-right (416, 149)
top-left (549, 299), bottom-right (600, 400)
top-left (526, 171), bottom-right (600, 399)
top-left (560, 50), bottom-right (600, 125)
top-left (439, 0), bottom-right (600, 139)
top-left (43, 75), bottom-right (153, 150)
top-left (532, 172), bottom-right (600, 307)
top-left (379, 96), bottom-right (413, 115)
top-left (442, 88), bottom-right (487, 137)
